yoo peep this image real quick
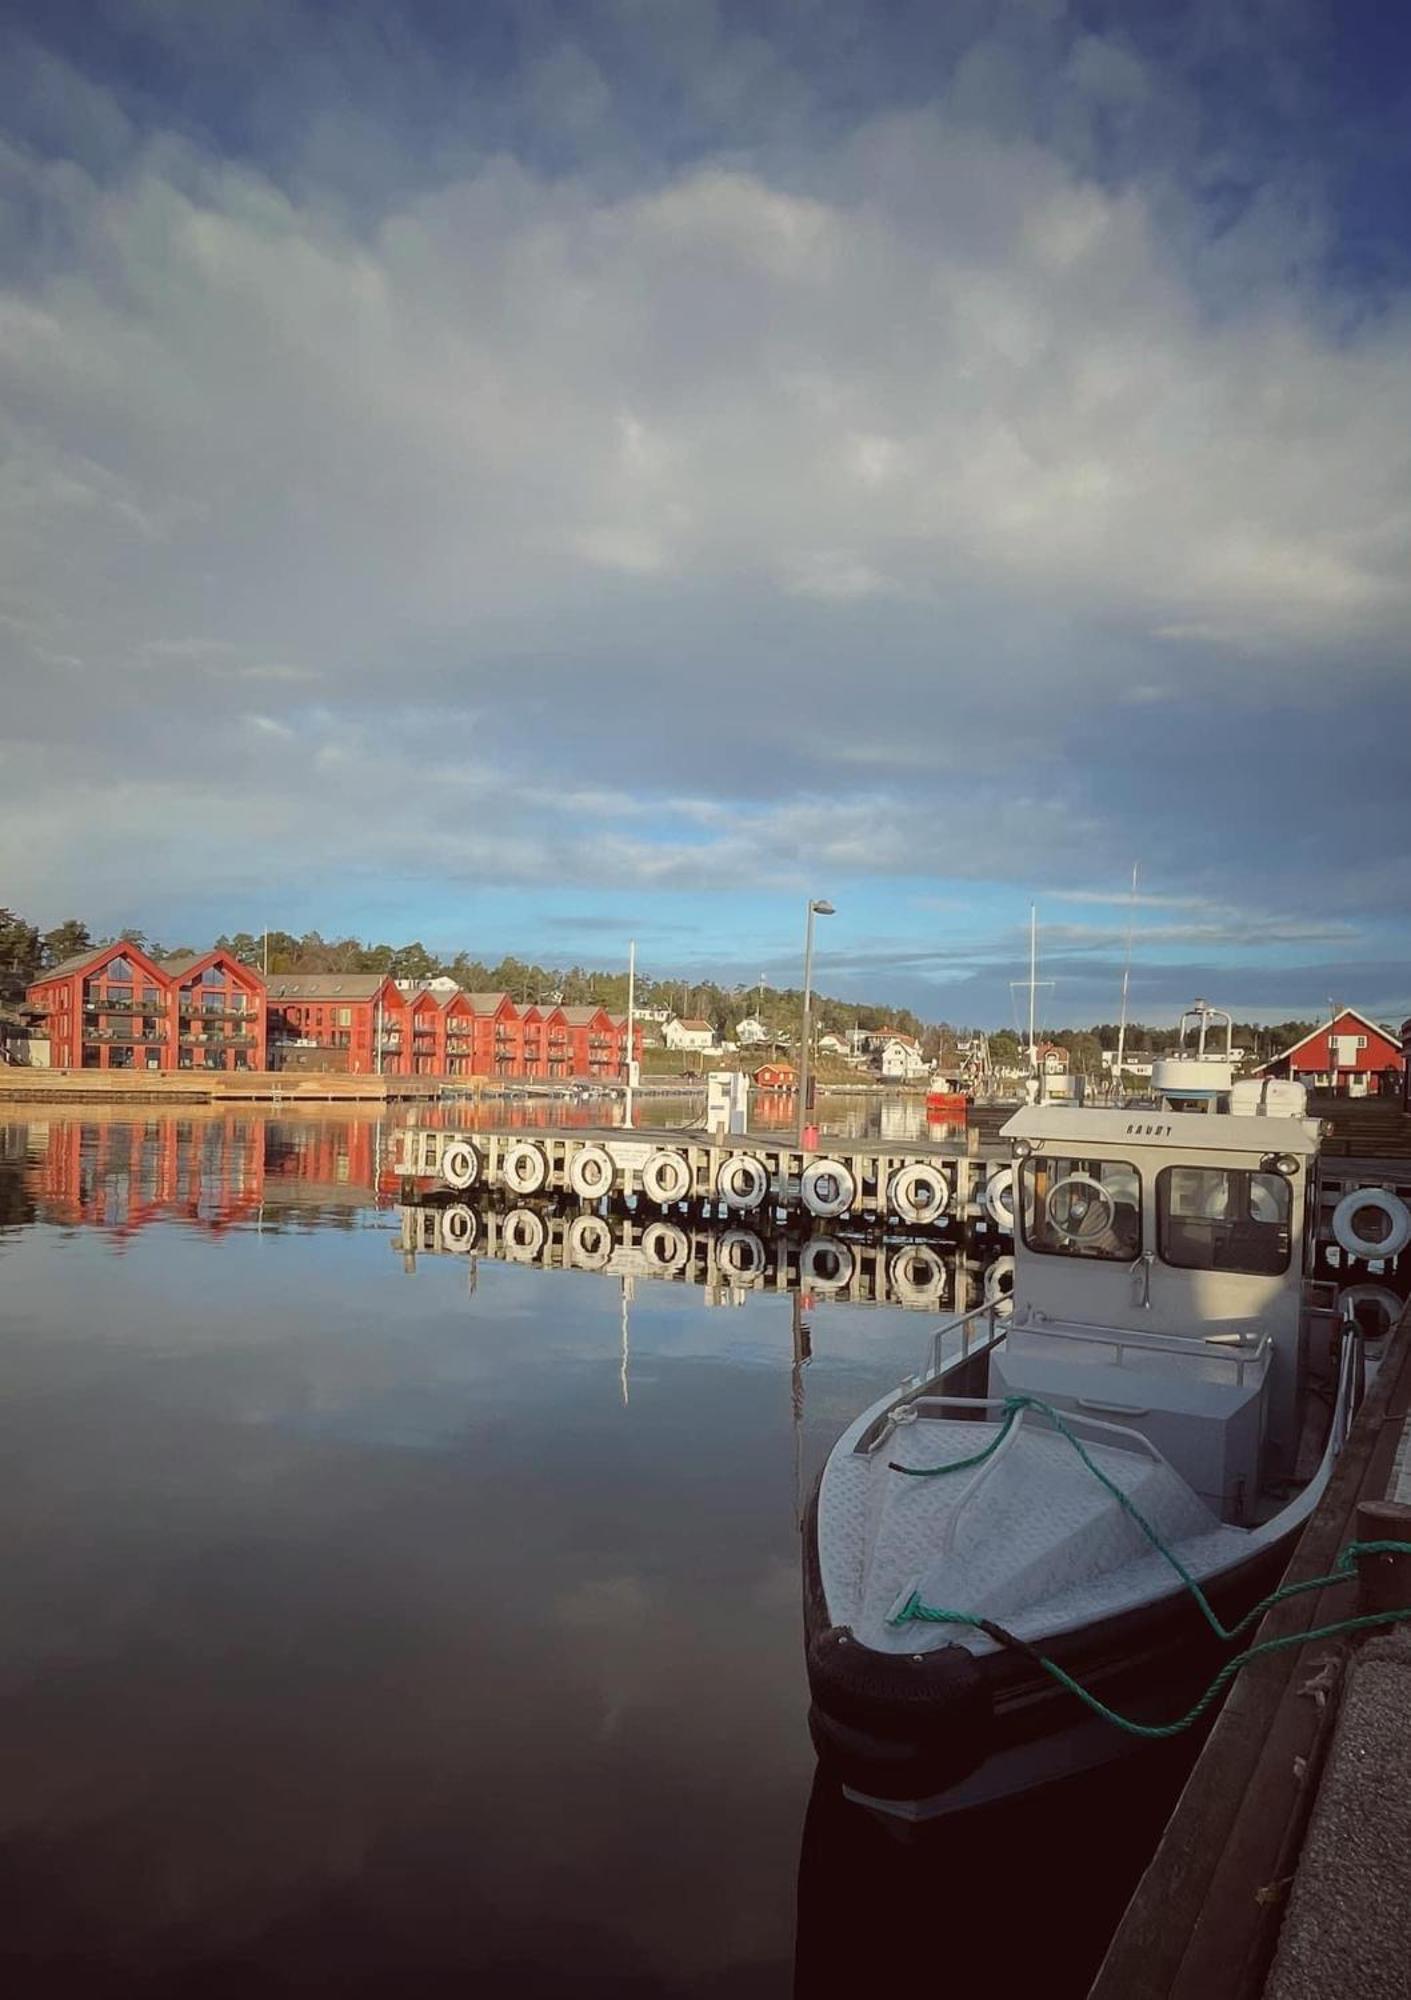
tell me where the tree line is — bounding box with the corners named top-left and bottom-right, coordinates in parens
top-left (0, 906), bottom-right (1330, 1061)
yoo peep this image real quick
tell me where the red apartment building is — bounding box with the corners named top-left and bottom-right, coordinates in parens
top-left (27, 943), bottom-right (266, 1072)
top-left (30, 947), bottom-right (644, 1081)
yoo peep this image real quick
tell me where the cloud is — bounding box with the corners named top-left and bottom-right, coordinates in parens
top-left (0, 4), bottom-right (1409, 1014)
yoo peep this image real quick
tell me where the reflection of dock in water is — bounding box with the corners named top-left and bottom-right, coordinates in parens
top-left (395, 1196), bottom-right (1013, 1313)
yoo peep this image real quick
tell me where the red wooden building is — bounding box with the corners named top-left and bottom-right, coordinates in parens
top-left (753, 1061), bottom-right (797, 1091)
top-left (1254, 1007), bottom-right (1405, 1097)
top-left (27, 942), bottom-right (266, 1072)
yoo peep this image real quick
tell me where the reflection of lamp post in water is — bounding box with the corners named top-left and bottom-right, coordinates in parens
top-left (797, 898), bottom-right (835, 1148)
top-left (791, 1288), bottom-right (813, 1528)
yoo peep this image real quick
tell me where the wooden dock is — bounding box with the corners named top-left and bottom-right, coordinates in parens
top-left (1089, 1295), bottom-right (1411, 2000)
top-left (0, 1069), bottom-right (475, 1105)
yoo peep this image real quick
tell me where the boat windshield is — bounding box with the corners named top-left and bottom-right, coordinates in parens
top-left (1020, 1155), bottom-right (1141, 1262)
top-left (1156, 1166), bottom-right (1292, 1275)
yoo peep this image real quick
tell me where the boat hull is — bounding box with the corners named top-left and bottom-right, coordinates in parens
top-left (801, 1475), bottom-right (1297, 1819)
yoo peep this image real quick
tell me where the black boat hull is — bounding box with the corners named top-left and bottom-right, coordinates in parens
top-left (802, 1475), bottom-right (1298, 1817)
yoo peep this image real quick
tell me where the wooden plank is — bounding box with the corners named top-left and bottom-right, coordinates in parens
top-left (1090, 1299), bottom-right (1411, 2000)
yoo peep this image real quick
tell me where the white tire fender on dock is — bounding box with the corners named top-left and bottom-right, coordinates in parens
top-left (641, 1221), bottom-right (690, 1272)
top-left (501, 1141), bottom-right (549, 1196)
top-left (799, 1235), bottom-right (855, 1291)
top-left (568, 1145), bottom-right (615, 1200)
top-left (566, 1213), bottom-right (614, 1270)
top-left (643, 1149), bottom-right (692, 1207)
top-left (888, 1162), bottom-right (950, 1226)
top-left (441, 1139), bottom-right (482, 1191)
top-left (1331, 1187), bottom-right (1411, 1262)
top-left (801, 1158), bottom-right (856, 1220)
top-left (717, 1153), bottom-right (769, 1211)
top-left (887, 1243), bottom-right (948, 1309)
top-left (983, 1166), bottom-right (1014, 1229)
top-left (717, 1229), bottom-right (766, 1282)
top-left (1338, 1283), bottom-right (1402, 1339)
top-left (441, 1203), bottom-right (478, 1252)
top-left (502, 1206), bottom-right (547, 1261)
top-left (984, 1254), bottom-right (1015, 1304)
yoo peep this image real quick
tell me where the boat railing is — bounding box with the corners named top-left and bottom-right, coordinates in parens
top-left (1008, 1313), bottom-right (1272, 1388)
top-left (864, 1387), bottom-right (1171, 1472)
top-left (923, 1298), bottom-right (1011, 1380)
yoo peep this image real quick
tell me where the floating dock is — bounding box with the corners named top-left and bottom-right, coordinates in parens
top-left (0, 1069), bottom-right (473, 1105)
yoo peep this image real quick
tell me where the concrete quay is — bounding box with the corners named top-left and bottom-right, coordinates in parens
top-left (0, 1068), bottom-right (471, 1104)
top-left (1089, 1295), bottom-right (1411, 2000)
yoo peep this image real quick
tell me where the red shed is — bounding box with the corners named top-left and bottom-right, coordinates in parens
top-left (1254, 1007), bottom-right (1404, 1098)
top-left (753, 1061), bottom-right (797, 1091)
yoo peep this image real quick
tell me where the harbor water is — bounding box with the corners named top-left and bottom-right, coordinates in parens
top-left (1, 1106), bottom-right (1194, 1997)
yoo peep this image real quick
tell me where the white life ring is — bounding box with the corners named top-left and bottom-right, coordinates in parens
top-left (441, 1202), bottom-right (478, 1252)
top-left (641, 1220), bottom-right (690, 1272)
top-left (568, 1145), bottom-right (615, 1200)
top-left (718, 1229), bottom-right (766, 1282)
top-left (888, 1162), bottom-right (950, 1226)
top-left (801, 1158), bottom-right (856, 1219)
top-left (501, 1141), bottom-right (548, 1196)
top-left (567, 1213), bottom-right (614, 1269)
top-left (717, 1152), bottom-right (769, 1211)
top-left (1332, 1188), bottom-right (1411, 1262)
top-left (441, 1138), bottom-right (482, 1191)
top-left (888, 1243), bottom-right (948, 1308)
top-left (984, 1254), bottom-right (1015, 1304)
top-left (502, 1206), bottom-right (547, 1262)
top-left (642, 1149), bottom-right (692, 1207)
top-left (984, 1167), bottom-right (1015, 1229)
top-left (1044, 1173), bottom-right (1115, 1246)
top-left (1338, 1283), bottom-right (1402, 1339)
top-left (799, 1235), bottom-right (855, 1291)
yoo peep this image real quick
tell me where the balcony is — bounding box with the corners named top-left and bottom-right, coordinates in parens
top-left (179, 1004), bottom-right (254, 1020)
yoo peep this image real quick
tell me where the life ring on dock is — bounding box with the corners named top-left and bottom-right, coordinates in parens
top-left (984, 1254), bottom-right (1015, 1304)
top-left (502, 1206), bottom-right (547, 1262)
top-left (718, 1229), bottom-right (766, 1282)
top-left (1331, 1188), bottom-right (1411, 1262)
top-left (800, 1236), bottom-right (855, 1292)
top-left (801, 1158), bottom-right (856, 1220)
top-left (441, 1139), bottom-right (482, 1191)
top-left (501, 1141), bottom-right (548, 1196)
top-left (642, 1149), bottom-right (692, 1207)
top-left (567, 1213), bottom-right (614, 1270)
top-left (441, 1203), bottom-right (478, 1252)
top-left (641, 1221), bottom-right (690, 1272)
top-left (1338, 1283), bottom-right (1402, 1339)
top-left (888, 1162), bottom-right (950, 1226)
top-left (888, 1243), bottom-right (948, 1309)
top-left (717, 1153), bottom-right (769, 1211)
top-left (568, 1145), bottom-right (615, 1200)
top-left (983, 1167), bottom-right (1014, 1229)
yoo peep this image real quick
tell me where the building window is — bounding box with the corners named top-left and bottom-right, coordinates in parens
top-left (336, 1008), bottom-right (352, 1027)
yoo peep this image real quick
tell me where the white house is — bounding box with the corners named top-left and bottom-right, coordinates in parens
top-left (664, 1016), bottom-right (716, 1053)
top-left (816, 1031), bottom-right (848, 1057)
top-left (878, 1034), bottom-right (929, 1083)
top-left (735, 1015), bottom-right (770, 1046)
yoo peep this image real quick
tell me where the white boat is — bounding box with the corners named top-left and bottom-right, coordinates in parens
top-left (803, 1042), bottom-right (1372, 1820)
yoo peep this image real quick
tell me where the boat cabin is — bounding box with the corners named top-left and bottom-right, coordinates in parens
top-left (993, 1098), bottom-right (1323, 1524)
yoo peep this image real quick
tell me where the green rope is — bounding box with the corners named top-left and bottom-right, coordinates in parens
top-left (888, 1406), bottom-right (1019, 1478)
top-left (886, 1391), bottom-right (1411, 1738)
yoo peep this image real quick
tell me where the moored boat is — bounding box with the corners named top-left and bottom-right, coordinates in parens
top-left (804, 1044), bottom-right (1376, 1820)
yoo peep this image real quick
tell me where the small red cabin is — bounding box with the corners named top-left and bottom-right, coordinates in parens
top-left (753, 1061), bottom-right (796, 1091)
top-left (1254, 1008), bottom-right (1404, 1098)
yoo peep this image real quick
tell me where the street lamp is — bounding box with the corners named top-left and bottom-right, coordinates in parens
top-left (797, 897), bottom-right (835, 1147)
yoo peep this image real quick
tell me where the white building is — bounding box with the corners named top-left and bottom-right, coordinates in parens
top-left (878, 1034), bottom-right (929, 1082)
top-left (664, 1016), bottom-right (716, 1053)
top-left (816, 1031), bottom-right (848, 1057)
top-left (735, 1015), bottom-right (770, 1046)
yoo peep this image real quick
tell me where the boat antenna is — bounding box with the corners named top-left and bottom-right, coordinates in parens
top-left (1114, 862), bottom-right (1139, 1104)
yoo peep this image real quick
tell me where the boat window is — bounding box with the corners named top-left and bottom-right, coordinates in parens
top-left (1020, 1156), bottom-right (1142, 1262)
top-left (1156, 1167), bottom-right (1292, 1275)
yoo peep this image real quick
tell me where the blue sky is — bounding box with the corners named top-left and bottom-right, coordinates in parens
top-left (2, 0), bottom-right (1410, 1026)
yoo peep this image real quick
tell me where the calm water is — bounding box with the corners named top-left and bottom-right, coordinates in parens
top-left (0, 1110), bottom-right (1187, 1998)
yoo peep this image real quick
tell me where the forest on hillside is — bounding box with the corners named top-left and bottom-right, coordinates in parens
top-left (0, 906), bottom-right (1331, 1064)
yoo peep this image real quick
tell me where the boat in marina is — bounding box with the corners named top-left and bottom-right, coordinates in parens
top-left (803, 1021), bottom-right (1382, 1821)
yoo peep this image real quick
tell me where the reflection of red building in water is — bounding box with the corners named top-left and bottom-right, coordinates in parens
top-left (34, 1116), bottom-right (267, 1235)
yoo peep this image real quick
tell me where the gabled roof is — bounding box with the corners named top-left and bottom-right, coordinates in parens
top-left (41, 940), bottom-right (165, 983)
top-left (160, 949), bottom-right (263, 986)
top-left (1256, 1007), bottom-right (1402, 1071)
top-left (673, 1017), bottom-right (713, 1033)
top-left (560, 1004), bottom-right (609, 1026)
top-left (465, 991), bottom-right (516, 1016)
top-left (264, 973), bottom-right (391, 999)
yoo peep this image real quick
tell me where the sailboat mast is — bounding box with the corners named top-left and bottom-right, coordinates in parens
top-left (1028, 903), bottom-right (1038, 1073)
top-left (1115, 862), bottom-right (1139, 1098)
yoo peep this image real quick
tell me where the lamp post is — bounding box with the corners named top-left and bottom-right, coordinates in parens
top-left (797, 897), bottom-right (835, 1147)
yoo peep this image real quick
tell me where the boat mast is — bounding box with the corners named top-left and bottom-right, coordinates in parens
top-left (1028, 903), bottom-right (1038, 1082)
top-left (1115, 862), bottom-right (1139, 1103)
top-left (625, 938), bottom-right (637, 1130)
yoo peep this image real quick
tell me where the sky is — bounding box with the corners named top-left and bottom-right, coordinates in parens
top-left (2, 0), bottom-right (1410, 1028)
